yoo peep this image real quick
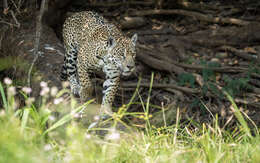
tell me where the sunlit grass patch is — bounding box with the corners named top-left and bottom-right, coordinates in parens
top-left (0, 78), bottom-right (260, 163)
top-left (0, 116), bottom-right (49, 163)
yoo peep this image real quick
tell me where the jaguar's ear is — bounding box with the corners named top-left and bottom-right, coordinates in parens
top-left (107, 37), bottom-right (116, 51)
top-left (131, 33), bottom-right (138, 46)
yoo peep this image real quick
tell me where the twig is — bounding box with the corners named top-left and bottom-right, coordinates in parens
top-left (86, 0), bottom-right (154, 7)
top-left (121, 82), bottom-right (200, 94)
top-left (130, 9), bottom-right (252, 26)
top-left (174, 62), bottom-right (247, 73)
top-left (10, 0), bottom-right (21, 13)
top-left (18, 0), bottom-right (22, 10)
top-left (214, 82), bottom-right (260, 107)
top-left (222, 115), bottom-right (234, 130)
top-left (176, 0), bottom-right (220, 11)
top-left (3, 0), bottom-right (20, 28)
top-left (163, 88), bottom-right (184, 101)
top-left (27, 0), bottom-right (47, 87)
top-left (234, 97), bottom-right (260, 107)
top-left (0, 20), bottom-right (16, 26)
top-left (219, 45), bottom-right (256, 61)
top-left (10, 10), bottom-right (20, 28)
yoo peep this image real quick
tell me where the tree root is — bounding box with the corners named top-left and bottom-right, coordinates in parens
top-left (130, 9), bottom-right (253, 26)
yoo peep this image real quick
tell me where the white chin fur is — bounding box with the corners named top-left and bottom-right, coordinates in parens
top-left (122, 71), bottom-right (132, 76)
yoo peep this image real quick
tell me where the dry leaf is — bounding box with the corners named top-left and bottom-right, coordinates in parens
top-left (3, 8), bottom-right (9, 15)
top-left (216, 73), bottom-right (221, 82)
top-left (193, 53), bottom-right (199, 57)
top-left (244, 47), bottom-right (257, 54)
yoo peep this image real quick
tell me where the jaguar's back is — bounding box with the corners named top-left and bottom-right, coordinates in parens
top-left (63, 12), bottom-right (121, 50)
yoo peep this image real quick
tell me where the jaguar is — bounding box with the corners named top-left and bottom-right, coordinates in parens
top-left (60, 11), bottom-right (137, 115)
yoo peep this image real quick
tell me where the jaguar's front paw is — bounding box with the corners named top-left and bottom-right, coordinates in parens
top-left (100, 104), bottom-right (113, 116)
top-left (71, 85), bottom-right (81, 97)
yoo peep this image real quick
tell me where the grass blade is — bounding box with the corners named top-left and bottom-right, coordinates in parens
top-left (224, 91), bottom-right (252, 138)
top-left (145, 72), bottom-right (154, 132)
top-left (146, 72), bottom-right (154, 113)
top-left (43, 99), bottom-right (94, 135)
top-left (21, 108), bottom-right (30, 132)
top-left (126, 76), bottom-right (142, 110)
top-left (0, 82), bottom-right (8, 111)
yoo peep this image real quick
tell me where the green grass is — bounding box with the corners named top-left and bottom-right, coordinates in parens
top-left (0, 80), bottom-right (260, 163)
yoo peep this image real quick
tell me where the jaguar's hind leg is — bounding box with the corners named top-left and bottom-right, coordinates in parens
top-left (60, 57), bottom-right (68, 81)
top-left (63, 43), bottom-right (81, 95)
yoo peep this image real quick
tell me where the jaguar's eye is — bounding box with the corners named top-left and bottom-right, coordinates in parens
top-left (107, 37), bottom-right (116, 51)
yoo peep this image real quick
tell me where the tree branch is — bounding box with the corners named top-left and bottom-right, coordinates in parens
top-left (86, 0), bottom-right (154, 7)
top-left (219, 45), bottom-right (256, 61)
top-left (122, 82), bottom-right (200, 94)
top-left (130, 9), bottom-right (253, 26)
top-left (27, 0), bottom-right (48, 87)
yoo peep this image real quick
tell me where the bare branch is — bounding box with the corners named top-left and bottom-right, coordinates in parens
top-left (10, 10), bottom-right (20, 28)
top-left (86, 0), bottom-right (154, 7)
top-left (122, 82), bottom-right (200, 94)
top-left (2, 0), bottom-right (20, 27)
top-left (10, 0), bottom-right (21, 13)
top-left (219, 45), bottom-right (256, 61)
top-left (27, 0), bottom-right (48, 87)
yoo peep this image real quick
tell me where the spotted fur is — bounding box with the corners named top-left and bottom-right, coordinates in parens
top-left (61, 11), bottom-right (137, 114)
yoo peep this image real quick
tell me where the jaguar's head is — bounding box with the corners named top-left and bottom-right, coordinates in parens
top-left (106, 34), bottom-right (138, 76)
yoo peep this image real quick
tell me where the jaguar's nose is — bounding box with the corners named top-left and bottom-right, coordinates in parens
top-left (127, 65), bottom-right (134, 70)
